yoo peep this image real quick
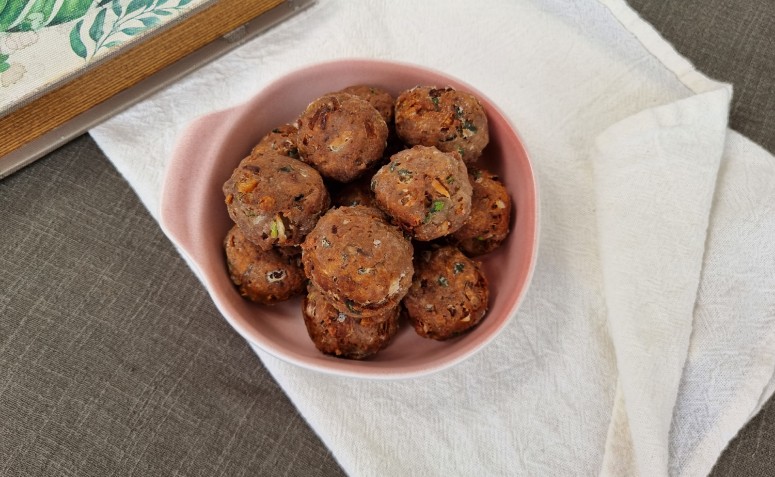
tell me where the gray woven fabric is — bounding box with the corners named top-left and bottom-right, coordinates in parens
top-left (0, 137), bottom-right (345, 476)
top-left (1, 1), bottom-right (773, 475)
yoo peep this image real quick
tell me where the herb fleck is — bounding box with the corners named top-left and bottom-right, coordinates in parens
top-left (463, 120), bottom-right (478, 132)
top-left (288, 147), bottom-right (299, 159)
top-left (445, 175), bottom-right (455, 184)
top-left (322, 237), bottom-right (331, 248)
top-left (437, 276), bottom-right (450, 287)
top-left (270, 221), bottom-right (279, 238)
top-left (431, 200), bottom-right (445, 212)
top-left (453, 262), bottom-right (465, 274)
top-left (345, 300), bottom-right (360, 315)
top-left (454, 105), bottom-right (464, 118)
top-left (397, 169), bottom-right (413, 182)
top-left (430, 96), bottom-right (440, 110)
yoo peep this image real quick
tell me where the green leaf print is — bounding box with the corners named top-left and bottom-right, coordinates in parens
top-left (0, 1), bottom-right (27, 32)
top-left (0, 53), bottom-right (10, 73)
top-left (126, 0), bottom-right (151, 15)
top-left (47, 0), bottom-right (94, 29)
top-left (70, 19), bottom-right (88, 58)
top-left (138, 16), bottom-right (159, 27)
top-left (111, 0), bottom-right (122, 17)
top-left (89, 8), bottom-right (106, 42)
top-left (120, 26), bottom-right (147, 35)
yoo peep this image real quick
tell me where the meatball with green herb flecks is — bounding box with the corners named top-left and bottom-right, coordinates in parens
top-left (395, 86), bottom-right (489, 164)
top-left (371, 145), bottom-right (472, 241)
top-left (402, 245), bottom-right (489, 340)
top-left (297, 92), bottom-right (388, 183)
top-left (301, 205), bottom-right (414, 318)
top-left (249, 123), bottom-right (300, 159)
top-left (223, 153), bottom-right (330, 250)
top-left (451, 168), bottom-right (512, 256)
top-left (302, 283), bottom-right (400, 359)
top-left (224, 225), bottom-right (306, 304)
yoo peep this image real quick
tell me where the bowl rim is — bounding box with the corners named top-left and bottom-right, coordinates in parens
top-left (159, 57), bottom-right (540, 379)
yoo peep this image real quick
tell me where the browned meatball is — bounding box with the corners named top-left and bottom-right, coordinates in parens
top-left (338, 85), bottom-right (395, 125)
top-left (302, 283), bottom-right (400, 359)
top-left (371, 145), bottom-right (472, 241)
top-left (451, 168), bottom-right (512, 255)
top-left (249, 123), bottom-right (300, 159)
top-left (223, 153), bottom-right (330, 250)
top-left (301, 206), bottom-right (414, 317)
top-left (403, 246), bottom-right (489, 340)
top-left (224, 225), bottom-right (305, 304)
top-left (395, 86), bottom-right (489, 164)
top-left (332, 176), bottom-right (380, 209)
top-left (297, 93), bottom-right (389, 183)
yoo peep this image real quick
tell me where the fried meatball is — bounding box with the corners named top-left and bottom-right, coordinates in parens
top-left (223, 153), bottom-right (330, 250)
top-left (224, 225), bottom-right (305, 304)
top-left (403, 246), bottom-right (489, 340)
top-left (297, 93), bottom-right (389, 182)
top-left (301, 206), bottom-right (414, 317)
top-left (451, 168), bottom-right (512, 255)
top-left (339, 85), bottom-right (395, 125)
top-left (395, 86), bottom-right (489, 164)
top-left (303, 283), bottom-right (399, 359)
top-left (249, 123), bottom-right (300, 159)
top-left (332, 176), bottom-right (380, 210)
top-left (371, 145), bottom-right (472, 241)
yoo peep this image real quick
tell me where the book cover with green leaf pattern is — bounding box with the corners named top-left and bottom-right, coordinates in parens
top-left (0, 0), bottom-right (209, 114)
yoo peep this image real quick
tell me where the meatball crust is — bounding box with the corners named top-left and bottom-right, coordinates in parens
top-left (297, 92), bottom-right (389, 182)
top-left (394, 86), bottom-right (489, 164)
top-left (371, 145), bottom-right (472, 241)
top-left (338, 85), bottom-right (395, 126)
top-left (303, 283), bottom-right (399, 359)
top-left (249, 123), bottom-right (300, 159)
top-left (403, 246), bottom-right (489, 340)
top-left (332, 176), bottom-right (381, 210)
top-left (223, 153), bottom-right (330, 250)
top-left (451, 168), bottom-right (512, 255)
top-left (224, 225), bottom-right (306, 304)
top-left (301, 206), bottom-right (414, 317)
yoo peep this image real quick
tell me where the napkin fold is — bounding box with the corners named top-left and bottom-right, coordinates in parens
top-left (89, 0), bottom-right (775, 475)
top-left (595, 87), bottom-right (730, 475)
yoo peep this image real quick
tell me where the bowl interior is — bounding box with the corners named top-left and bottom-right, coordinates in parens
top-left (161, 59), bottom-right (538, 378)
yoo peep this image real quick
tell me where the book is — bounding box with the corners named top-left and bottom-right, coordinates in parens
top-left (0, 0), bottom-right (313, 177)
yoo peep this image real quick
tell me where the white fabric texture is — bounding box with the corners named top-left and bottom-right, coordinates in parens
top-left (89, 1), bottom-right (775, 475)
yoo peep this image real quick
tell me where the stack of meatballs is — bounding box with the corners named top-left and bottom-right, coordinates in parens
top-left (222, 84), bottom-right (512, 359)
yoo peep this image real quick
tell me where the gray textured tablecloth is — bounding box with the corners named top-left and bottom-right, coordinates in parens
top-left (1, 1), bottom-right (773, 475)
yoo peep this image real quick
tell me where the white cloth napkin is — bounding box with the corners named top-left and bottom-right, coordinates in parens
top-left (90, 1), bottom-right (775, 475)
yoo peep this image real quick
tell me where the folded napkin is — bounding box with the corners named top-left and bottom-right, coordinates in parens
top-left (90, 0), bottom-right (775, 475)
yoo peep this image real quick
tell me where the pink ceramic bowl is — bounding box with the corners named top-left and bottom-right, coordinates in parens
top-left (160, 59), bottom-right (538, 379)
